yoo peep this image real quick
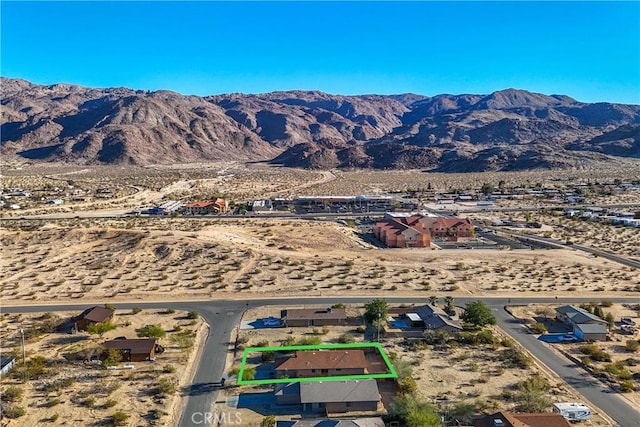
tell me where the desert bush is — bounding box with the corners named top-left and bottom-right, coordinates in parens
top-left (338, 334), bottom-right (355, 344)
top-left (162, 364), bottom-right (176, 373)
top-left (530, 322), bottom-right (547, 334)
top-left (154, 378), bottom-right (177, 396)
top-left (2, 405), bottom-right (25, 419)
top-left (1, 386), bottom-right (24, 402)
top-left (625, 340), bottom-right (639, 353)
top-left (109, 411), bottom-right (129, 426)
top-left (619, 380), bottom-right (635, 393)
top-left (579, 344), bottom-right (612, 362)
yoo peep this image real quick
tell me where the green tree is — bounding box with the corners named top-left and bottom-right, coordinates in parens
top-left (461, 301), bottom-right (496, 327)
top-left (480, 183), bottom-right (495, 196)
top-left (428, 296), bottom-right (437, 306)
top-left (593, 305), bottom-right (604, 319)
top-left (102, 348), bottom-right (122, 367)
top-left (364, 299), bottom-right (389, 323)
top-left (87, 321), bottom-right (117, 338)
top-left (604, 312), bottom-right (615, 328)
top-left (444, 296), bottom-right (455, 315)
top-left (136, 324), bottom-right (167, 339)
top-left (389, 395), bottom-right (440, 427)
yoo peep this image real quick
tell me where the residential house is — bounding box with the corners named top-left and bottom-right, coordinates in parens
top-left (555, 306), bottom-right (608, 341)
top-left (74, 306), bottom-right (115, 331)
top-left (282, 307), bottom-right (347, 327)
top-left (555, 306), bottom-right (607, 327)
top-left (1, 357), bottom-right (16, 376)
top-left (275, 350), bottom-right (367, 378)
top-left (213, 198), bottom-right (229, 213)
top-left (275, 379), bottom-right (382, 414)
top-left (473, 411), bottom-right (572, 427)
top-left (413, 305), bottom-right (462, 334)
top-left (276, 417), bottom-right (385, 427)
top-left (103, 338), bottom-right (158, 362)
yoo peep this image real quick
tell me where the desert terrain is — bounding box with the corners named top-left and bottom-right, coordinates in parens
top-left (1, 217), bottom-right (639, 304)
top-left (0, 308), bottom-right (205, 426)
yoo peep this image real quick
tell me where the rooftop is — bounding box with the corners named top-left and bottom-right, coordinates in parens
top-left (276, 350), bottom-right (367, 371)
top-left (300, 379), bottom-right (380, 404)
top-left (104, 338), bottom-right (157, 354)
top-left (80, 306), bottom-right (114, 323)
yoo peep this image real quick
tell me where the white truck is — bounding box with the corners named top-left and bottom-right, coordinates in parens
top-left (553, 402), bottom-right (591, 422)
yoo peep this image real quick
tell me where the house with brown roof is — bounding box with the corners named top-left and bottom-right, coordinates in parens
top-left (74, 306), bottom-right (115, 331)
top-left (473, 411), bottom-right (571, 427)
top-left (282, 307), bottom-right (347, 327)
top-left (103, 338), bottom-right (158, 362)
top-left (275, 380), bottom-right (382, 415)
top-left (275, 350), bottom-right (367, 378)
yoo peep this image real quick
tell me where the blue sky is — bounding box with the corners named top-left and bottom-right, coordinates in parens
top-left (2, 1), bottom-right (639, 103)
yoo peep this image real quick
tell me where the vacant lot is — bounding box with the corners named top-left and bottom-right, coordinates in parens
top-left (1, 218), bottom-right (638, 304)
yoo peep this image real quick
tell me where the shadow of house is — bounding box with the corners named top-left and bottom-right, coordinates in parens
top-left (282, 308), bottom-right (347, 327)
top-left (74, 306), bottom-right (115, 332)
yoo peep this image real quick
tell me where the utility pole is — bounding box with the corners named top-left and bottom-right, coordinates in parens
top-left (20, 327), bottom-right (25, 383)
top-left (377, 313), bottom-right (381, 342)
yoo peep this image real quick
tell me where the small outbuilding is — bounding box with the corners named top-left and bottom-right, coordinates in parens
top-left (74, 306), bottom-right (115, 331)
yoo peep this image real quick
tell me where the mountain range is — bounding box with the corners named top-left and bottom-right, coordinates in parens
top-left (2, 77), bottom-right (639, 171)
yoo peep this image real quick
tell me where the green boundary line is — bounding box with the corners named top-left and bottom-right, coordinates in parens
top-left (236, 342), bottom-right (397, 385)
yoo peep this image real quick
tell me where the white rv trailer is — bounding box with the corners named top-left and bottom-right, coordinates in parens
top-left (553, 402), bottom-right (591, 422)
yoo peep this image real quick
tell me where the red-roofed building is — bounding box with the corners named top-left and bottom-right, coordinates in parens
top-left (373, 215), bottom-right (431, 248)
top-left (374, 215), bottom-right (474, 247)
top-left (181, 198), bottom-right (229, 215)
top-left (421, 217), bottom-right (474, 241)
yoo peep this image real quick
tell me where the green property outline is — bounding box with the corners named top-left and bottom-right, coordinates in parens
top-left (236, 342), bottom-right (398, 385)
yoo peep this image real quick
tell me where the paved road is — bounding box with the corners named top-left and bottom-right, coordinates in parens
top-left (509, 232), bottom-right (640, 269)
top-left (4, 297), bottom-right (640, 426)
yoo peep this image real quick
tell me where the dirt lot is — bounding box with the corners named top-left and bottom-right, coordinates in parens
top-left (214, 305), bottom-right (611, 426)
top-left (1, 218), bottom-right (639, 305)
top-left (510, 303), bottom-right (640, 410)
top-left (0, 308), bottom-right (205, 426)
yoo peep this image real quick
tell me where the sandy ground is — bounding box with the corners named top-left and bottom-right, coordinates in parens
top-left (510, 303), bottom-right (640, 411)
top-left (0, 308), bottom-right (205, 426)
top-left (1, 218), bottom-right (639, 305)
top-left (213, 304), bottom-right (611, 426)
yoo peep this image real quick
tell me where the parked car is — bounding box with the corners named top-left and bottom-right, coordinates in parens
top-left (621, 317), bottom-right (637, 326)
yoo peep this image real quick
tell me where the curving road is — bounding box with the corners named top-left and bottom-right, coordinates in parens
top-left (4, 297), bottom-right (640, 427)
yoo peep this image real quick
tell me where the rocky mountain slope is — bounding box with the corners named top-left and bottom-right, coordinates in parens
top-left (2, 77), bottom-right (639, 171)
